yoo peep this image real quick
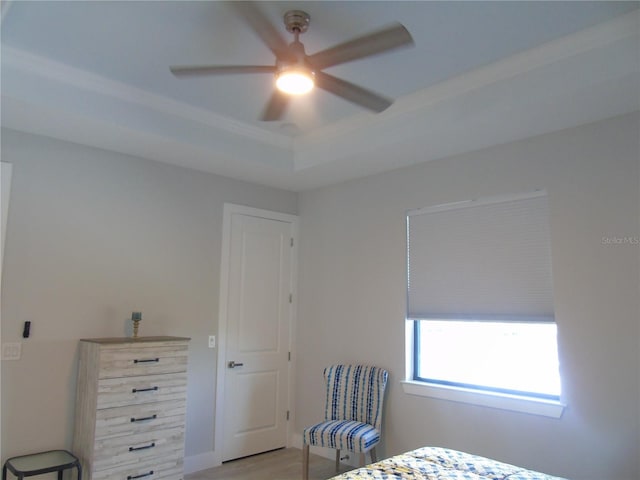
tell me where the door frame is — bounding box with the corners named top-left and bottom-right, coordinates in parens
top-left (213, 203), bottom-right (298, 466)
top-left (1, 161), bottom-right (13, 460)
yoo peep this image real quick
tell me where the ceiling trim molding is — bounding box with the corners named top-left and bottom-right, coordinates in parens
top-left (1, 94), bottom-right (298, 189)
top-left (1, 45), bottom-right (292, 151)
top-left (398, 7), bottom-right (639, 118)
top-left (293, 9), bottom-right (640, 169)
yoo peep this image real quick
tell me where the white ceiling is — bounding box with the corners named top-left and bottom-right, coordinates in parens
top-left (1, 1), bottom-right (639, 191)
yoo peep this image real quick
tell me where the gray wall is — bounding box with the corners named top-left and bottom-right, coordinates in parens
top-left (295, 112), bottom-right (640, 480)
top-left (0, 129), bottom-right (297, 459)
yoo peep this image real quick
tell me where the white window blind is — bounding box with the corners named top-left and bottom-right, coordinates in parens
top-left (407, 191), bottom-right (555, 321)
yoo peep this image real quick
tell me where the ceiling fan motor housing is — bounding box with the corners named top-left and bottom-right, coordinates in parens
top-left (283, 10), bottom-right (310, 34)
top-left (279, 13), bottom-right (312, 73)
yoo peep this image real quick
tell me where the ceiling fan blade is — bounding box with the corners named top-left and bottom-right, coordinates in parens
top-left (231, 2), bottom-right (290, 59)
top-left (308, 22), bottom-right (414, 70)
top-left (261, 90), bottom-right (290, 121)
top-left (315, 72), bottom-right (392, 113)
top-left (170, 65), bottom-right (276, 77)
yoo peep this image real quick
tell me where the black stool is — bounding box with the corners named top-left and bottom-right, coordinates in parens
top-left (2, 450), bottom-right (81, 480)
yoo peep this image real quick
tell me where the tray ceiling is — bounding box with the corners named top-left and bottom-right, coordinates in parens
top-left (2, 1), bottom-right (638, 190)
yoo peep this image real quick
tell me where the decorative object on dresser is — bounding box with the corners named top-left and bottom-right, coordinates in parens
top-left (131, 312), bottom-right (143, 338)
top-left (72, 336), bottom-right (190, 480)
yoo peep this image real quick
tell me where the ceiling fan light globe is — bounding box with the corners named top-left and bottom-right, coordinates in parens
top-left (276, 70), bottom-right (314, 95)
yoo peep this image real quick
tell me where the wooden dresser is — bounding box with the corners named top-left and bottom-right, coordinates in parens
top-left (72, 336), bottom-right (190, 480)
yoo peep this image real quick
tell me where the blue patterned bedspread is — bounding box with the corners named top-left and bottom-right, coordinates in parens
top-left (329, 446), bottom-right (567, 480)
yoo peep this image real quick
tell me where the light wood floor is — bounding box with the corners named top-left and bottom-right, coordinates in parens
top-left (185, 448), bottom-right (353, 480)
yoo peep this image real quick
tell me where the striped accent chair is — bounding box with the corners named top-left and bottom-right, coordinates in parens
top-left (302, 365), bottom-right (389, 480)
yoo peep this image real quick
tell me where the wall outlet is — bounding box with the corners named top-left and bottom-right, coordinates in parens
top-left (208, 335), bottom-right (216, 348)
top-left (2, 342), bottom-right (22, 360)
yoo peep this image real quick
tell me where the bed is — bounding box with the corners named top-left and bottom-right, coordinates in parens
top-left (329, 446), bottom-right (567, 480)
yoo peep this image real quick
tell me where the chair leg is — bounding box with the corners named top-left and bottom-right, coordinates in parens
top-left (370, 447), bottom-right (377, 463)
top-left (359, 452), bottom-right (366, 467)
top-left (302, 444), bottom-right (310, 480)
top-left (335, 449), bottom-right (340, 473)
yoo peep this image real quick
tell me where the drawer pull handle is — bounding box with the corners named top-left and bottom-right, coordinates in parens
top-left (127, 471), bottom-right (154, 479)
top-left (134, 358), bottom-right (159, 364)
top-left (131, 386), bottom-right (159, 393)
top-left (129, 442), bottom-right (155, 452)
top-left (130, 414), bottom-right (157, 423)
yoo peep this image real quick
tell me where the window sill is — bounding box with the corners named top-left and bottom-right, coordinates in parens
top-left (401, 380), bottom-right (565, 418)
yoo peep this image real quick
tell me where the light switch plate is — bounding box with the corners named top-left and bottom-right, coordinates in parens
top-left (2, 342), bottom-right (22, 360)
top-left (208, 335), bottom-right (216, 348)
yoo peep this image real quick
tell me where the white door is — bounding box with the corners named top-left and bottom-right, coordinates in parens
top-left (219, 205), bottom-right (296, 462)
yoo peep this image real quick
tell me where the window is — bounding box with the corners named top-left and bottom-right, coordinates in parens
top-left (404, 191), bottom-right (563, 416)
top-left (415, 320), bottom-right (560, 399)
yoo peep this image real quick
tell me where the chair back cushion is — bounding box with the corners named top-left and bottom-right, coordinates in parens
top-left (323, 365), bottom-right (388, 430)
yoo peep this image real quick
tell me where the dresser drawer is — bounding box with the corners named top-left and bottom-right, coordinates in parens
top-left (99, 343), bottom-right (188, 378)
top-left (91, 453), bottom-right (184, 480)
top-left (93, 426), bottom-right (184, 471)
top-left (95, 400), bottom-right (186, 440)
top-left (97, 372), bottom-right (187, 409)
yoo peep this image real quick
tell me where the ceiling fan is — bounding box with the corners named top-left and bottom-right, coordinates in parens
top-left (169, 2), bottom-right (414, 121)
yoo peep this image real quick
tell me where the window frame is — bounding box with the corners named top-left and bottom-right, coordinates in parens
top-left (403, 319), bottom-right (565, 418)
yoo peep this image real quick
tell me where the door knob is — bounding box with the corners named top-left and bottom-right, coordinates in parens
top-left (228, 361), bottom-right (244, 369)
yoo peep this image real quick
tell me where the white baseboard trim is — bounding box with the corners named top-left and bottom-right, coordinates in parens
top-left (184, 450), bottom-right (220, 475)
top-left (291, 434), bottom-right (359, 468)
